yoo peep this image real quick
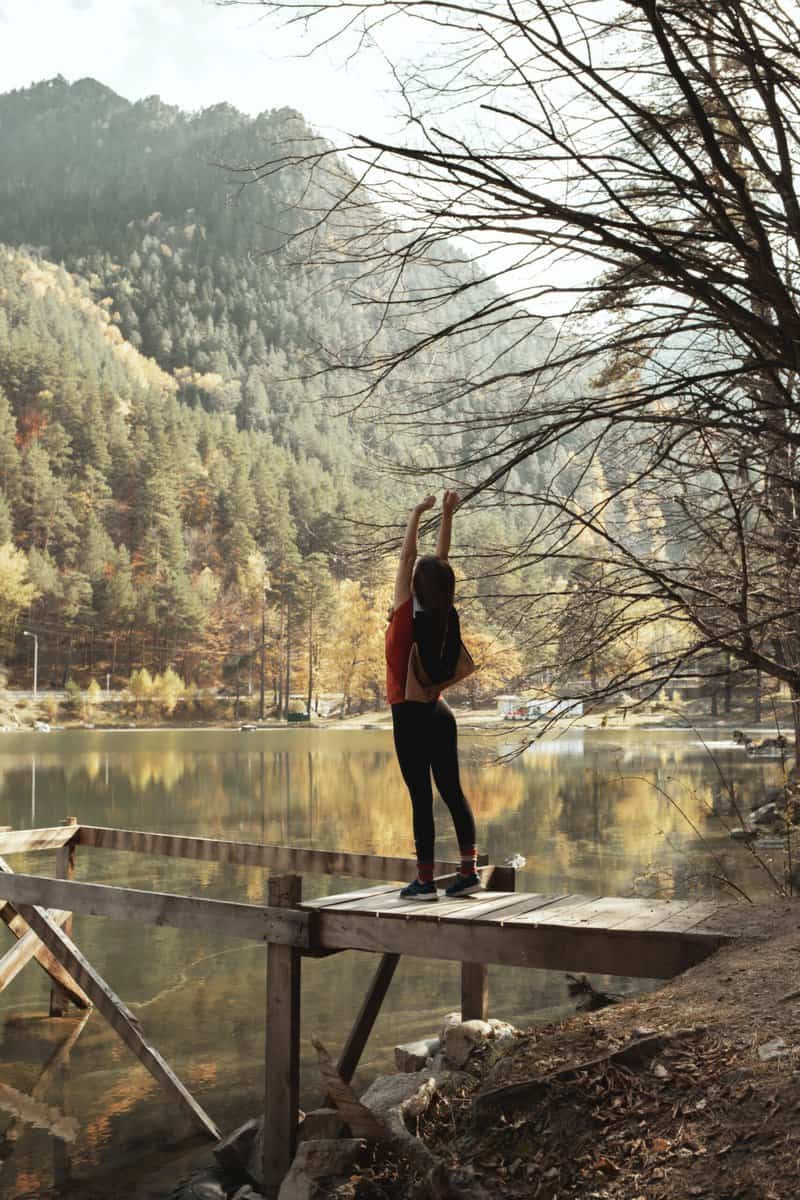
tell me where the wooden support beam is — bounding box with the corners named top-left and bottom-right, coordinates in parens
top-left (76, 825), bottom-right (482, 882)
top-left (0, 828), bottom-right (76, 854)
top-left (264, 874), bottom-right (302, 1190)
top-left (0, 858), bottom-right (91, 1009)
top-left (51, 818), bottom-right (78, 1018)
top-left (0, 859), bottom-right (220, 1141)
top-left (461, 962), bottom-right (489, 1022)
top-left (0, 908), bottom-right (72, 993)
top-left (0, 873), bottom-right (310, 947)
top-left (315, 909), bottom-right (731, 979)
top-left (337, 953), bottom-right (399, 1086)
top-left (460, 865), bottom-right (516, 1021)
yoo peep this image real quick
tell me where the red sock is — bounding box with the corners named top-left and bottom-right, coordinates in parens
top-left (417, 862), bottom-right (434, 885)
top-left (459, 846), bottom-right (477, 878)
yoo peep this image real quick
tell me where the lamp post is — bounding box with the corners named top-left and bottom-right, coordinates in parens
top-left (23, 630), bottom-right (38, 698)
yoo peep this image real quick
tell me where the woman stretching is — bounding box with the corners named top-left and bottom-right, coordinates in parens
top-left (385, 491), bottom-right (481, 900)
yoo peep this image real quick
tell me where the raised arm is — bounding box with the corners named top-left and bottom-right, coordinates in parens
top-left (393, 495), bottom-right (436, 610)
top-left (435, 490), bottom-right (460, 561)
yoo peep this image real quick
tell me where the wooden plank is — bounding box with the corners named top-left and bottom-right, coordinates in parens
top-left (0, 828), bottom-right (76, 854)
top-left (0, 909), bottom-right (71, 992)
top-left (600, 900), bottom-right (699, 933)
top-left (530, 896), bottom-right (648, 929)
top-left (77, 826), bottom-right (481, 882)
top-left (0, 873), bottom-right (310, 947)
top-left (51, 818), bottom-right (77, 1017)
top-left (264, 875), bottom-right (302, 1189)
top-left (315, 908), bottom-right (731, 978)
top-left (302, 883), bottom-right (401, 910)
top-left (337, 953), bottom-right (399, 1086)
top-left (301, 864), bottom-right (495, 912)
top-left (461, 962), bottom-right (488, 1021)
top-left (503, 895), bottom-right (602, 925)
top-left (626, 901), bottom-right (726, 935)
top-left (474, 893), bottom-right (575, 925)
top-left (0, 873), bottom-right (221, 1140)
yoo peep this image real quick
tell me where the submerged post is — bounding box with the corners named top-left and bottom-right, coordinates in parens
top-left (264, 873), bottom-right (302, 1189)
top-left (50, 817), bottom-right (78, 1017)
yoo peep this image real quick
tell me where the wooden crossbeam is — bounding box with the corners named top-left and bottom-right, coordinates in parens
top-left (337, 953), bottom-right (399, 1087)
top-left (0, 828), bottom-right (76, 854)
top-left (0, 858), bottom-right (220, 1141)
top-left (0, 865), bottom-right (91, 1010)
top-left (314, 906), bottom-right (732, 979)
top-left (76, 825), bottom-right (482, 882)
top-left (0, 908), bottom-right (73, 993)
top-left (0, 873), bottom-right (311, 946)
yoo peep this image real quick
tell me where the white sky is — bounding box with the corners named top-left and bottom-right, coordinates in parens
top-left (0, 0), bottom-right (405, 141)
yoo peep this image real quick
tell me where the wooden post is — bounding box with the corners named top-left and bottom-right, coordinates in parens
top-left (264, 874), bottom-right (302, 1190)
top-left (336, 953), bottom-right (399, 1086)
top-left (461, 863), bottom-right (517, 1021)
top-left (51, 817), bottom-right (77, 1017)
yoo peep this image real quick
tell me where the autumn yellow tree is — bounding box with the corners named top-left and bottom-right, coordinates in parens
top-left (0, 543), bottom-right (39, 656)
top-left (319, 578), bottom-right (388, 714)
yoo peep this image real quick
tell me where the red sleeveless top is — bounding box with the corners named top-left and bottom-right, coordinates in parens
top-left (385, 598), bottom-right (414, 705)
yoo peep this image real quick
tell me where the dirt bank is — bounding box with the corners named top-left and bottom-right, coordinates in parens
top-left (338, 902), bottom-right (800, 1200)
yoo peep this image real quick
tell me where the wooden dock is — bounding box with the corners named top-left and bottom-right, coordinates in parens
top-left (0, 822), bottom-right (735, 1192)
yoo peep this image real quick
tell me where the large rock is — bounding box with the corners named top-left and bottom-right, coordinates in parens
top-left (277, 1138), bottom-right (365, 1200)
top-left (395, 1037), bottom-right (440, 1072)
top-left (359, 1071), bottom-right (437, 1122)
top-left (296, 1108), bottom-right (346, 1144)
top-left (442, 1019), bottom-right (494, 1068)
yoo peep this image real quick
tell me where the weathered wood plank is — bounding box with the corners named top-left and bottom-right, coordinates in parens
top-left (474, 893), bottom-right (574, 925)
top-left (503, 895), bottom-right (602, 925)
top-left (337, 953), bottom-right (399, 1086)
top-left (302, 883), bottom-right (401, 910)
top-left (51, 818), bottom-right (77, 1017)
top-left (77, 826), bottom-right (481, 882)
top-left (531, 896), bottom-right (649, 929)
top-left (0, 909), bottom-right (71, 992)
top-left (315, 908), bottom-right (731, 978)
top-left (626, 901), bottom-right (726, 934)
top-left (0, 828), bottom-right (76, 854)
top-left (601, 900), bottom-right (698, 932)
top-left (264, 875), bottom-right (302, 1189)
top-left (0, 873), bottom-right (310, 946)
top-left (0, 871), bottom-right (220, 1140)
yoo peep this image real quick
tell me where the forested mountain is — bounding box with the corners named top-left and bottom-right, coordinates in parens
top-left (0, 77), bottom-right (555, 703)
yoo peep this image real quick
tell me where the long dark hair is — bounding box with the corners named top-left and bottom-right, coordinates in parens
top-left (412, 556), bottom-right (460, 681)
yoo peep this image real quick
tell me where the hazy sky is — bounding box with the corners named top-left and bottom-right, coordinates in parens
top-left (0, 0), bottom-right (402, 138)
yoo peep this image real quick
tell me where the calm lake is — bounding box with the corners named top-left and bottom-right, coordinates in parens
top-left (0, 725), bottom-right (784, 1198)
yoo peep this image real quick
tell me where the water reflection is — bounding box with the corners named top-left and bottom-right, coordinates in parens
top-left (0, 727), bottom-right (785, 1197)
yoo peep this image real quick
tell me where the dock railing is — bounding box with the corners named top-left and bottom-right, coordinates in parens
top-left (0, 820), bottom-right (506, 1188)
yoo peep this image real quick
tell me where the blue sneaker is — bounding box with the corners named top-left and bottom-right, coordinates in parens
top-left (445, 873), bottom-right (483, 898)
top-left (400, 879), bottom-right (439, 901)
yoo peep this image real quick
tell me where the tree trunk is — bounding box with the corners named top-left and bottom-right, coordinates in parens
top-left (754, 669), bottom-right (762, 724)
top-left (306, 602), bottom-right (313, 717)
top-left (284, 601), bottom-right (292, 719)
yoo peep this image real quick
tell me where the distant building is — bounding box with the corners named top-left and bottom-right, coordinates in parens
top-left (495, 695), bottom-right (584, 720)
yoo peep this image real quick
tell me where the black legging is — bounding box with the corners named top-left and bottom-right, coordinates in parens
top-left (391, 698), bottom-right (476, 864)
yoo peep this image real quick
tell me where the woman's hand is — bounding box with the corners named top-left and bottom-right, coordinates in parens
top-left (415, 495), bottom-right (437, 514)
top-left (442, 490), bottom-right (460, 515)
